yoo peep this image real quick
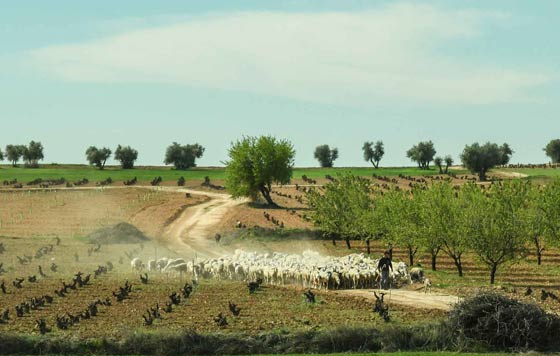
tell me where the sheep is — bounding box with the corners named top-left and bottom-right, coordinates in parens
top-left (147, 260), bottom-right (157, 272)
top-left (165, 263), bottom-right (188, 274)
top-left (424, 278), bottom-right (432, 294)
top-left (162, 258), bottom-right (186, 272)
top-left (409, 267), bottom-right (424, 283)
top-left (130, 258), bottom-right (144, 272)
top-left (155, 257), bottom-right (169, 270)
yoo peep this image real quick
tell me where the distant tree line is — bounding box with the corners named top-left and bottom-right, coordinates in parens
top-left (1, 138), bottom-right (559, 176)
top-left (0, 141), bottom-right (44, 168)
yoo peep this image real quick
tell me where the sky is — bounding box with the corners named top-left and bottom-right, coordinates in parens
top-left (0, 0), bottom-right (558, 167)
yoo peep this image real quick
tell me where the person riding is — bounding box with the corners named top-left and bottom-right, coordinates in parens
top-left (377, 251), bottom-right (393, 290)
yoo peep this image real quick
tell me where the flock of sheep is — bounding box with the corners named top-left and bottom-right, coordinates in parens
top-left (132, 250), bottom-right (411, 290)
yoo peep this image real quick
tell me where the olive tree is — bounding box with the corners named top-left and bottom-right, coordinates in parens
top-left (226, 136), bottom-right (295, 206)
top-left (362, 141), bottom-right (384, 168)
top-left (0, 148), bottom-right (3, 162)
top-left (314, 145), bottom-right (338, 168)
top-left (114, 145), bottom-right (138, 169)
top-left (444, 155), bottom-right (454, 173)
top-left (164, 142), bottom-right (205, 170)
top-left (460, 142), bottom-right (513, 181)
top-left (465, 180), bottom-right (531, 284)
top-left (5, 145), bottom-right (26, 167)
top-left (434, 157), bottom-right (444, 174)
top-left (544, 139), bottom-right (560, 163)
top-left (85, 146), bottom-right (112, 170)
top-left (406, 141), bottom-right (436, 170)
top-left (22, 141), bottom-right (44, 168)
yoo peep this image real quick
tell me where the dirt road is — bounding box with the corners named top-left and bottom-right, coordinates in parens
top-left (337, 289), bottom-right (460, 311)
top-left (161, 187), bottom-right (247, 258)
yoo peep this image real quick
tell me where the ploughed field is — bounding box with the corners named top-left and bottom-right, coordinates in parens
top-left (0, 188), bottom-right (207, 239)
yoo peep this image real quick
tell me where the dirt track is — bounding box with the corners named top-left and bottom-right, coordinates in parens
top-left (337, 289), bottom-right (461, 311)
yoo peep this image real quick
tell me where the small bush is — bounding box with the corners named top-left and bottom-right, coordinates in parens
top-left (447, 291), bottom-right (560, 351)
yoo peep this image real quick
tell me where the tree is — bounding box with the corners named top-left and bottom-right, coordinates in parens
top-left (362, 141), bottom-right (384, 168)
top-left (444, 155), bottom-right (454, 173)
top-left (434, 157), bottom-right (443, 174)
top-left (5, 145), bottom-right (26, 167)
top-left (22, 141), bottom-right (44, 168)
top-left (85, 146), bottom-right (112, 170)
top-left (529, 179), bottom-right (560, 265)
top-left (307, 174), bottom-right (375, 249)
top-left (314, 145), bottom-right (338, 168)
top-left (376, 188), bottom-right (421, 266)
top-left (164, 142), bottom-right (205, 170)
top-left (0, 147), bottom-right (3, 162)
top-left (6, 145), bottom-right (25, 167)
top-left (114, 145), bottom-right (138, 169)
top-left (435, 183), bottom-right (468, 276)
top-left (460, 142), bottom-right (513, 181)
top-left (225, 136), bottom-right (295, 206)
top-left (465, 180), bottom-right (531, 284)
top-left (406, 141), bottom-right (436, 169)
top-left (544, 139), bottom-right (560, 163)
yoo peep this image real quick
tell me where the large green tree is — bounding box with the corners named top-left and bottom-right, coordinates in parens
top-left (406, 141), bottom-right (436, 170)
top-left (5, 145), bottom-right (26, 167)
top-left (544, 139), bottom-right (560, 163)
top-left (465, 180), bottom-right (531, 284)
top-left (226, 136), bottom-right (295, 206)
top-left (307, 174), bottom-right (374, 249)
top-left (460, 142), bottom-right (513, 181)
top-left (85, 146), bottom-right (112, 170)
top-left (114, 145), bottom-right (138, 169)
top-left (164, 142), bottom-right (205, 170)
top-left (22, 141), bottom-right (44, 168)
top-left (428, 182), bottom-right (467, 276)
top-left (314, 144), bottom-right (338, 168)
top-left (0, 147), bottom-right (3, 162)
top-left (376, 188), bottom-right (422, 266)
top-left (529, 179), bottom-right (560, 265)
top-left (362, 141), bottom-right (384, 168)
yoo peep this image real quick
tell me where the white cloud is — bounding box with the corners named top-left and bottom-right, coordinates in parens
top-left (26, 3), bottom-right (550, 106)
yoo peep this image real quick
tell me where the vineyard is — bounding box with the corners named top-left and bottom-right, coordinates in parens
top-left (0, 236), bottom-right (444, 338)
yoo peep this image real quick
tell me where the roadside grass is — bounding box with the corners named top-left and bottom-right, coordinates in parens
top-left (0, 164), bottom-right (468, 184)
top-left (500, 167), bottom-right (560, 177)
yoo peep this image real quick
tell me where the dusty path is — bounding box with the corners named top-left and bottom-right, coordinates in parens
top-left (337, 289), bottom-right (460, 311)
top-left (160, 187), bottom-right (248, 258)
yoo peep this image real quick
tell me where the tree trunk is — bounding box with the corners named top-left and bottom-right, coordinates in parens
top-left (534, 235), bottom-right (543, 266)
top-left (366, 239), bottom-right (371, 254)
top-left (479, 169), bottom-right (487, 182)
top-left (490, 263), bottom-right (498, 284)
top-left (331, 233), bottom-right (336, 246)
top-left (259, 185), bottom-right (276, 206)
top-left (430, 247), bottom-right (440, 271)
top-left (388, 245), bottom-right (393, 260)
top-left (451, 254), bottom-right (463, 277)
top-left (408, 246), bottom-right (416, 266)
top-left (345, 237), bottom-right (351, 250)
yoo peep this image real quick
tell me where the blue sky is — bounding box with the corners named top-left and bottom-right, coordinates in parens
top-left (0, 1), bottom-right (558, 167)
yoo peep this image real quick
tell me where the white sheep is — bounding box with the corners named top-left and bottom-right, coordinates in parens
top-left (147, 259), bottom-right (157, 272)
top-left (131, 258), bottom-right (144, 272)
